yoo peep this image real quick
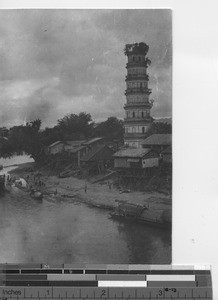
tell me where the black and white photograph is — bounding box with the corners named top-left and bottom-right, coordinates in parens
top-left (0, 9), bottom-right (172, 264)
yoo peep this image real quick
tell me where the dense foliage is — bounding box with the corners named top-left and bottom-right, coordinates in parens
top-left (57, 112), bottom-right (93, 140)
top-left (93, 117), bottom-right (124, 141)
top-left (0, 113), bottom-right (124, 161)
top-left (148, 122), bottom-right (172, 135)
top-left (0, 119), bottom-right (42, 160)
top-left (124, 42), bottom-right (149, 55)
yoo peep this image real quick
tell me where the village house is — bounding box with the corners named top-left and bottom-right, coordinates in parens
top-left (48, 141), bottom-right (65, 155)
top-left (113, 148), bottom-right (159, 170)
top-left (80, 145), bottom-right (114, 174)
top-left (141, 134), bottom-right (172, 152)
top-left (82, 137), bottom-right (105, 151)
top-left (64, 141), bottom-right (87, 167)
top-left (64, 140), bottom-right (86, 151)
top-left (47, 137), bottom-right (107, 168)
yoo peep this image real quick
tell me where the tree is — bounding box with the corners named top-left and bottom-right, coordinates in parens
top-left (124, 42), bottom-right (149, 55)
top-left (147, 122), bottom-right (172, 135)
top-left (1, 119), bottom-right (43, 160)
top-left (39, 126), bottom-right (63, 146)
top-left (57, 112), bottom-right (93, 140)
top-left (93, 117), bottom-right (124, 141)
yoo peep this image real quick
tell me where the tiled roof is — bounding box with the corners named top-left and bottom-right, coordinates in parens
top-left (82, 137), bottom-right (104, 145)
top-left (66, 140), bottom-right (86, 146)
top-left (113, 148), bottom-right (151, 158)
top-left (48, 141), bottom-right (63, 148)
top-left (142, 134), bottom-right (172, 146)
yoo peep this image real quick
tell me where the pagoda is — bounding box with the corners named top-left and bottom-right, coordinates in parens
top-left (124, 42), bottom-right (154, 148)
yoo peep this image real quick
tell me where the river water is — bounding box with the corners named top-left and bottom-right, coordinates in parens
top-left (0, 158), bottom-right (171, 264)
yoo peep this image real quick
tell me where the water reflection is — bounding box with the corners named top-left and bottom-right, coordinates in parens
top-left (0, 186), bottom-right (171, 264)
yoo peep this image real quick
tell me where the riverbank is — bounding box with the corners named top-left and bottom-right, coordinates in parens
top-left (9, 162), bottom-right (172, 221)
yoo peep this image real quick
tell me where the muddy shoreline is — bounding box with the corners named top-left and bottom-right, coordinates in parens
top-left (9, 162), bottom-right (172, 225)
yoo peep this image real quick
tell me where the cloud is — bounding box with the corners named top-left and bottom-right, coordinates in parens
top-left (0, 77), bottom-right (60, 126)
top-left (0, 9), bottom-right (172, 127)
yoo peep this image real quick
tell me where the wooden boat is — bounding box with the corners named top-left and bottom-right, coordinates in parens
top-left (15, 179), bottom-right (43, 201)
top-left (14, 179), bottom-right (29, 192)
top-left (109, 202), bottom-right (171, 228)
top-left (29, 189), bottom-right (43, 201)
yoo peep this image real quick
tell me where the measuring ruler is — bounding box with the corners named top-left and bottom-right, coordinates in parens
top-left (0, 264), bottom-right (213, 299)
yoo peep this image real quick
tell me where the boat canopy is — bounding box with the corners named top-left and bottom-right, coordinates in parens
top-left (15, 178), bottom-right (28, 187)
top-left (117, 203), bottom-right (146, 216)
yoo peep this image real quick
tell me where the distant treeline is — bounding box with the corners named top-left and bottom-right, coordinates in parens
top-left (0, 112), bottom-right (171, 161)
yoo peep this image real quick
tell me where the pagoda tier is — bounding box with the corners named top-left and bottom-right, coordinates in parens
top-left (125, 89), bottom-right (152, 96)
top-left (124, 103), bottom-right (153, 109)
top-left (125, 74), bottom-right (149, 81)
top-left (124, 133), bottom-right (148, 140)
top-left (124, 117), bottom-right (153, 123)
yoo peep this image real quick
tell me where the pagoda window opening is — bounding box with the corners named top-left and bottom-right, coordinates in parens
top-left (132, 112), bottom-right (135, 118)
top-left (142, 127), bottom-right (145, 133)
top-left (142, 111), bottom-right (144, 118)
top-left (133, 56), bottom-right (135, 62)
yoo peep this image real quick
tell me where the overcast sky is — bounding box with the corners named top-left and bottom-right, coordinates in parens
top-left (0, 9), bottom-right (172, 128)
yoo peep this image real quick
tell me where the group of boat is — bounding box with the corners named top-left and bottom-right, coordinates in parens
top-left (0, 167), bottom-right (43, 201)
top-left (14, 179), bottom-right (43, 200)
top-left (109, 202), bottom-right (171, 228)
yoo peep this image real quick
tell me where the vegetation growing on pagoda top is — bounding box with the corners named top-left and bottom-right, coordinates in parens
top-left (124, 42), bottom-right (149, 56)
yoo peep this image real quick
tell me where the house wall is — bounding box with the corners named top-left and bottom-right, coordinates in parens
top-left (80, 148), bottom-right (87, 158)
top-left (90, 147), bottom-right (113, 162)
top-left (125, 141), bottom-right (142, 148)
top-left (142, 157), bottom-right (159, 168)
top-left (81, 146), bottom-right (114, 173)
top-left (49, 143), bottom-right (64, 155)
top-left (115, 157), bottom-right (158, 169)
top-left (114, 157), bottom-right (130, 168)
